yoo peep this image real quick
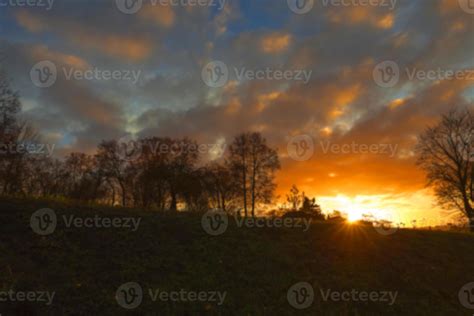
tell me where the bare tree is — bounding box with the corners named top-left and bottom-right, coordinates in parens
top-left (203, 162), bottom-right (237, 212)
top-left (286, 185), bottom-right (302, 211)
top-left (228, 133), bottom-right (249, 216)
top-left (0, 73), bottom-right (38, 195)
top-left (416, 109), bottom-right (474, 231)
top-left (228, 132), bottom-right (280, 217)
top-left (95, 140), bottom-right (131, 206)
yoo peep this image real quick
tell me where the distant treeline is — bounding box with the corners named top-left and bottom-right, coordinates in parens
top-left (0, 74), bottom-right (283, 215)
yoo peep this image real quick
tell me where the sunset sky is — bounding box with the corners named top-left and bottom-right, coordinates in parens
top-left (0, 0), bottom-right (473, 225)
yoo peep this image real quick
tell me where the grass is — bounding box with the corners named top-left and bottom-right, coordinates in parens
top-left (1, 197), bottom-right (474, 315)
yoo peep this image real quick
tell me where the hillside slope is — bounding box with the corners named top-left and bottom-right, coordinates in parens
top-left (1, 198), bottom-right (474, 315)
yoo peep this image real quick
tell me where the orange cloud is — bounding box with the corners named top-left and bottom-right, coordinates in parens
top-left (439, 0), bottom-right (460, 14)
top-left (74, 34), bottom-right (153, 62)
top-left (15, 10), bottom-right (153, 62)
top-left (327, 7), bottom-right (395, 29)
top-left (30, 45), bottom-right (90, 70)
top-left (260, 33), bottom-right (292, 54)
top-left (377, 14), bottom-right (395, 29)
top-left (15, 10), bottom-right (47, 32)
top-left (139, 4), bottom-right (175, 27)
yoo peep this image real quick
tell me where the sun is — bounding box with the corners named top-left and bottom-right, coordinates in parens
top-left (320, 195), bottom-right (375, 223)
top-left (346, 206), bottom-right (363, 223)
top-left (347, 209), bottom-right (364, 222)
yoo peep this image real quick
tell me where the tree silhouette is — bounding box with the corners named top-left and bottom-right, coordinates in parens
top-left (228, 132), bottom-right (280, 217)
top-left (416, 109), bottom-right (474, 231)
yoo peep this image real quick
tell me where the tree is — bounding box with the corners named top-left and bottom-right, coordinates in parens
top-left (416, 109), bottom-right (474, 231)
top-left (228, 133), bottom-right (249, 216)
top-left (203, 162), bottom-right (237, 212)
top-left (286, 185), bottom-right (302, 211)
top-left (228, 132), bottom-right (280, 217)
top-left (300, 196), bottom-right (324, 220)
top-left (0, 72), bottom-right (37, 195)
top-left (62, 153), bottom-right (100, 201)
top-left (127, 137), bottom-right (200, 211)
top-left (95, 140), bottom-right (131, 206)
top-left (165, 138), bottom-right (199, 211)
top-left (284, 185), bottom-right (325, 220)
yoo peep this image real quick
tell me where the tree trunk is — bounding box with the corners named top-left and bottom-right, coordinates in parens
top-left (221, 194), bottom-right (226, 213)
top-left (170, 189), bottom-right (177, 211)
top-left (251, 155), bottom-right (257, 218)
top-left (242, 162), bottom-right (248, 218)
top-left (467, 205), bottom-right (474, 232)
top-left (118, 180), bottom-right (126, 207)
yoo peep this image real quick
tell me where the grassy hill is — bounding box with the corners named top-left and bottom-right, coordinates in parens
top-left (1, 197), bottom-right (474, 315)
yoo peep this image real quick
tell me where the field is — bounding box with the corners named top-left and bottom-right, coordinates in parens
top-left (1, 197), bottom-right (474, 315)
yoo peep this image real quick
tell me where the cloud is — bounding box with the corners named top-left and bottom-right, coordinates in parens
top-left (14, 9), bottom-right (154, 61)
top-left (1, 0), bottom-right (473, 222)
top-left (139, 3), bottom-right (175, 28)
top-left (15, 10), bottom-right (48, 32)
top-left (325, 6), bottom-right (396, 29)
top-left (29, 45), bottom-right (90, 70)
top-left (260, 33), bottom-right (292, 54)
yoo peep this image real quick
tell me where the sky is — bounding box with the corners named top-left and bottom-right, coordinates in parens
top-left (0, 0), bottom-right (473, 225)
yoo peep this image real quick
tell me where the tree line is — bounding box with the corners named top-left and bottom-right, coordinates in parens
top-left (3, 69), bottom-right (473, 228)
top-left (0, 74), bottom-right (282, 214)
